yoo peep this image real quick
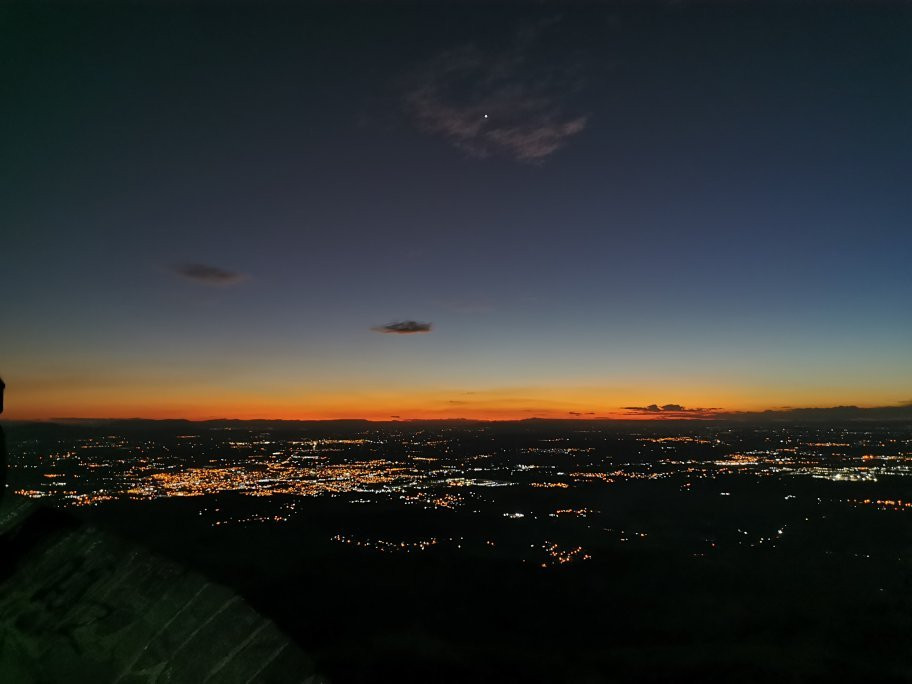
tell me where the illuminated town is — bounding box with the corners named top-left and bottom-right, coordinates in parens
top-left (8, 420), bottom-right (912, 569)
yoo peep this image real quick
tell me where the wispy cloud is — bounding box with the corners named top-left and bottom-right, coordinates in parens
top-left (404, 21), bottom-right (587, 162)
top-left (436, 297), bottom-right (495, 314)
top-left (372, 320), bottom-right (433, 334)
top-left (173, 263), bottom-right (245, 286)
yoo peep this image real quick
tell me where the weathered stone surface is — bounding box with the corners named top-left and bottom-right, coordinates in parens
top-left (0, 498), bottom-right (324, 683)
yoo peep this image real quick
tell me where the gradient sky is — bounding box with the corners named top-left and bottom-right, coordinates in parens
top-left (2, 2), bottom-right (911, 420)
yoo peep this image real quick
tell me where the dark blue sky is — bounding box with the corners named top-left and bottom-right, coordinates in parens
top-left (3, 2), bottom-right (910, 419)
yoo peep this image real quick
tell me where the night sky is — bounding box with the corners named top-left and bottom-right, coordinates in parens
top-left (3, 2), bottom-right (910, 420)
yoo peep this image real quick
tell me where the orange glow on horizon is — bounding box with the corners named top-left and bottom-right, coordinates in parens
top-left (3, 380), bottom-right (907, 423)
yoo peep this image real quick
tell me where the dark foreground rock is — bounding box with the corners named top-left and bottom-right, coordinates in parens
top-left (0, 498), bottom-right (323, 684)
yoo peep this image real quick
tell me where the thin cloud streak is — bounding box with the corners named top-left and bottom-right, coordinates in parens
top-left (173, 263), bottom-right (245, 286)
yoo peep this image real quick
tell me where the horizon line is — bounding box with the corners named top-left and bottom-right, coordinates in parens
top-left (3, 406), bottom-right (910, 425)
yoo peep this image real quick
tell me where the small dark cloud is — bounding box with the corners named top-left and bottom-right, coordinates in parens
top-left (626, 404), bottom-right (662, 413)
top-left (173, 263), bottom-right (245, 285)
top-left (372, 320), bottom-right (433, 334)
top-left (404, 21), bottom-right (587, 163)
top-left (568, 411), bottom-right (596, 416)
top-left (624, 403), bottom-right (721, 419)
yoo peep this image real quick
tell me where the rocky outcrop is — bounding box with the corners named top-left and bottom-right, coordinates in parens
top-left (0, 500), bottom-right (323, 683)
